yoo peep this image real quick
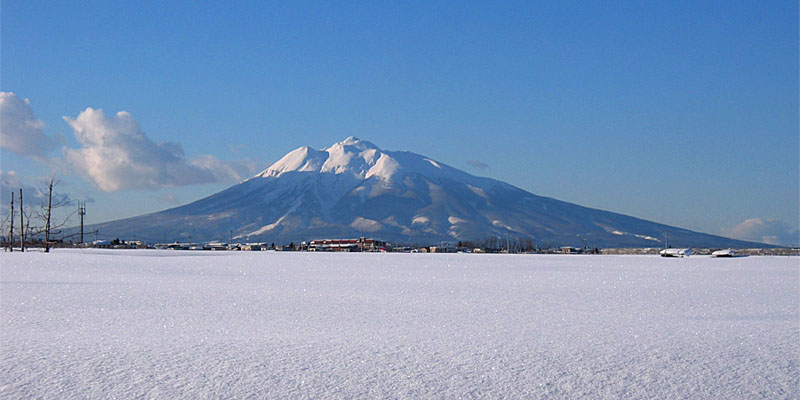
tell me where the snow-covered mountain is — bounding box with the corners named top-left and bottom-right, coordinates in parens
top-left (82, 137), bottom-right (762, 247)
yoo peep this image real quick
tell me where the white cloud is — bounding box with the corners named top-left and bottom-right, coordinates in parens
top-left (0, 92), bottom-right (54, 159)
top-left (62, 107), bottom-right (243, 192)
top-left (726, 218), bottom-right (799, 247)
top-left (190, 155), bottom-right (249, 183)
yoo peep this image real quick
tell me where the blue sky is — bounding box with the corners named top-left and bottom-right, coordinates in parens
top-left (1, 1), bottom-right (798, 245)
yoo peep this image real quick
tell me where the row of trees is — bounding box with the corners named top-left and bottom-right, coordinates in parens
top-left (458, 237), bottom-right (542, 252)
top-left (2, 177), bottom-right (74, 253)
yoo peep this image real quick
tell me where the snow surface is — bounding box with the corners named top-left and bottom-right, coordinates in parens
top-left (2, 250), bottom-right (798, 398)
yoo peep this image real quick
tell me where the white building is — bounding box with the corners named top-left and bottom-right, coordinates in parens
top-left (659, 248), bottom-right (691, 257)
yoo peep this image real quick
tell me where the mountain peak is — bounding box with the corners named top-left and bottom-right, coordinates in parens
top-left (326, 136), bottom-right (379, 151)
top-left (342, 136), bottom-right (360, 144)
top-left (257, 137), bottom-right (394, 179)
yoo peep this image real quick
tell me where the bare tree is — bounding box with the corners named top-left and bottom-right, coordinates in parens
top-left (19, 188), bottom-right (25, 252)
top-left (0, 210), bottom-right (8, 250)
top-left (7, 193), bottom-right (13, 252)
top-left (21, 204), bottom-right (34, 251)
top-left (35, 177), bottom-right (75, 253)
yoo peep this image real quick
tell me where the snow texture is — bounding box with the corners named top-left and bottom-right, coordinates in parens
top-left (2, 250), bottom-right (797, 398)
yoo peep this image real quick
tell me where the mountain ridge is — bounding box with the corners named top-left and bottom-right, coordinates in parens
top-left (76, 137), bottom-right (768, 248)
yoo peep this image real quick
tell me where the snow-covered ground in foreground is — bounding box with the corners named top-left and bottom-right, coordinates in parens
top-left (1, 250), bottom-right (798, 398)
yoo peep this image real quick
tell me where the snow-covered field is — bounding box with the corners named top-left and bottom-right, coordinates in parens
top-left (1, 250), bottom-right (798, 398)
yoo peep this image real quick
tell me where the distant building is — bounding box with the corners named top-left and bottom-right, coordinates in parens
top-left (92, 239), bottom-right (111, 248)
top-left (659, 248), bottom-right (691, 257)
top-left (711, 249), bottom-right (737, 257)
top-left (167, 243), bottom-right (192, 250)
top-left (241, 243), bottom-right (264, 251)
top-left (560, 246), bottom-right (581, 254)
top-left (308, 237), bottom-right (386, 252)
top-left (206, 242), bottom-right (228, 251)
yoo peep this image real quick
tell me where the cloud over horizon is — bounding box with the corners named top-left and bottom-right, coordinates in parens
top-left (62, 108), bottom-right (242, 192)
top-left (726, 218), bottom-right (799, 247)
top-left (0, 92), bottom-right (54, 159)
top-left (0, 170), bottom-right (73, 212)
top-left (189, 154), bottom-right (255, 184)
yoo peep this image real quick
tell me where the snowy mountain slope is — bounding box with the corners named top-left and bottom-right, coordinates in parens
top-left (79, 137), bottom-right (765, 247)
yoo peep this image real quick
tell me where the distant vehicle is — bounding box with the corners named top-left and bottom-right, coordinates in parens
top-left (660, 248), bottom-right (691, 257)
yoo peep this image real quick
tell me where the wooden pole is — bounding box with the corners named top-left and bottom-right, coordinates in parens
top-left (8, 193), bottom-right (14, 252)
top-left (45, 180), bottom-right (52, 253)
top-left (19, 188), bottom-right (24, 252)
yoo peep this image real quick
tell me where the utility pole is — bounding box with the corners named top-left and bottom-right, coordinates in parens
top-left (506, 230), bottom-right (510, 254)
top-left (8, 193), bottom-right (14, 252)
top-left (19, 188), bottom-right (24, 252)
top-left (665, 231), bottom-right (669, 249)
top-left (78, 201), bottom-right (86, 244)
